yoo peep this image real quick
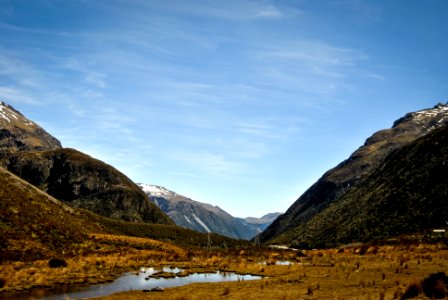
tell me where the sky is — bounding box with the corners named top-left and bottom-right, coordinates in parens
top-left (0, 0), bottom-right (447, 218)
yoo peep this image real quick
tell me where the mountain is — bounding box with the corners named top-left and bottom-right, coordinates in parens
top-left (0, 102), bottom-right (172, 225)
top-left (272, 124), bottom-right (448, 248)
top-left (260, 103), bottom-right (448, 245)
top-left (0, 165), bottom-right (245, 262)
top-left (2, 149), bottom-right (172, 225)
top-left (139, 184), bottom-right (280, 240)
top-left (0, 101), bottom-right (62, 153)
top-left (238, 213), bottom-right (282, 234)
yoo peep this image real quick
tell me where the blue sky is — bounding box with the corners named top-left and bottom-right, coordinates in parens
top-left (0, 0), bottom-right (447, 217)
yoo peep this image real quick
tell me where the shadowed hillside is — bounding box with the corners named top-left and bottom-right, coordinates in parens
top-left (260, 103), bottom-right (448, 244)
top-left (271, 125), bottom-right (448, 248)
top-left (0, 166), bottom-right (98, 261)
top-left (1, 148), bottom-right (173, 225)
top-left (0, 165), bottom-right (246, 263)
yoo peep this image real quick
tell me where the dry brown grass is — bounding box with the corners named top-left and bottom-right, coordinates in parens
top-left (1, 242), bottom-right (447, 299)
top-left (94, 243), bottom-right (448, 300)
top-left (0, 233), bottom-right (187, 292)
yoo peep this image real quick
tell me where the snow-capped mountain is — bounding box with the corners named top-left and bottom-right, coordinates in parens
top-left (138, 183), bottom-right (281, 240)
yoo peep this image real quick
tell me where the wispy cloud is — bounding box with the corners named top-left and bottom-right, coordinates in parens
top-left (262, 40), bottom-right (366, 70)
top-left (167, 150), bottom-right (247, 177)
top-left (132, 0), bottom-right (285, 21)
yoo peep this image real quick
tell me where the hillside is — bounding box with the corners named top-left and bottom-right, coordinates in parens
top-left (0, 102), bottom-right (62, 153)
top-left (0, 165), bottom-right (245, 263)
top-left (139, 184), bottom-right (277, 240)
top-left (271, 124), bottom-right (448, 248)
top-left (1, 148), bottom-right (173, 225)
top-left (0, 166), bottom-right (98, 261)
top-left (260, 103), bottom-right (448, 243)
top-left (0, 102), bottom-right (172, 225)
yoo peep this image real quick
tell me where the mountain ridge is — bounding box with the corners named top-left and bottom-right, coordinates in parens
top-left (272, 124), bottom-right (448, 248)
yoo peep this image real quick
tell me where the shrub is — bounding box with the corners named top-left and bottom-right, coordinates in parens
top-left (401, 281), bottom-right (421, 299)
top-left (421, 272), bottom-right (448, 299)
top-left (48, 258), bottom-right (67, 268)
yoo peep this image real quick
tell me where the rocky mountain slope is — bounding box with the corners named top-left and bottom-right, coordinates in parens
top-left (260, 103), bottom-right (448, 244)
top-left (139, 184), bottom-right (281, 240)
top-left (0, 101), bottom-right (62, 153)
top-left (2, 149), bottom-right (172, 225)
top-left (0, 102), bottom-right (172, 225)
top-left (272, 124), bottom-right (448, 248)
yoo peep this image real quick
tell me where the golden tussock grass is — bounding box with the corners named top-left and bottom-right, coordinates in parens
top-left (1, 241), bottom-right (447, 299)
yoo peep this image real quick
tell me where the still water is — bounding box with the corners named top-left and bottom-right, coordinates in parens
top-left (2, 267), bottom-right (262, 300)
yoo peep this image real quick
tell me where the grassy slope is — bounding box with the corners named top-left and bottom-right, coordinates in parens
top-left (0, 166), bottom-right (246, 262)
top-left (0, 166), bottom-right (98, 261)
top-left (272, 125), bottom-right (448, 248)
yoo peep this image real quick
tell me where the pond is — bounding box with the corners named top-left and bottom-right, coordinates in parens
top-left (1, 267), bottom-right (262, 300)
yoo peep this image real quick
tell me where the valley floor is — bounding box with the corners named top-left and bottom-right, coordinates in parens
top-left (95, 244), bottom-right (448, 300)
top-left (1, 237), bottom-right (447, 300)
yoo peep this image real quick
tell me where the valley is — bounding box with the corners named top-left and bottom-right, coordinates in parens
top-left (139, 183), bottom-right (281, 240)
top-left (0, 100), bottom-right (447, 300)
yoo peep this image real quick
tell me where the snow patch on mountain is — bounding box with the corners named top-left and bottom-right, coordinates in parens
top-left (184, 215), bottom-right (193, 225)
top-left (0, 104), bottom-right (12, 123)
top-left (0, 102), bottom-right (34, 126)
top-left (192, 213), bottom-right (211, 233)
top-left (138, 184), bottom-right (175, 197)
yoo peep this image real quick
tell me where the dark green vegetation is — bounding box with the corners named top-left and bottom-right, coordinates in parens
top-left (1, 148), bottom-right (172, 225)
top-left (272, 124), bottom-right (448, 248)
top-left (261, 103), bottom-right (448, 246)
